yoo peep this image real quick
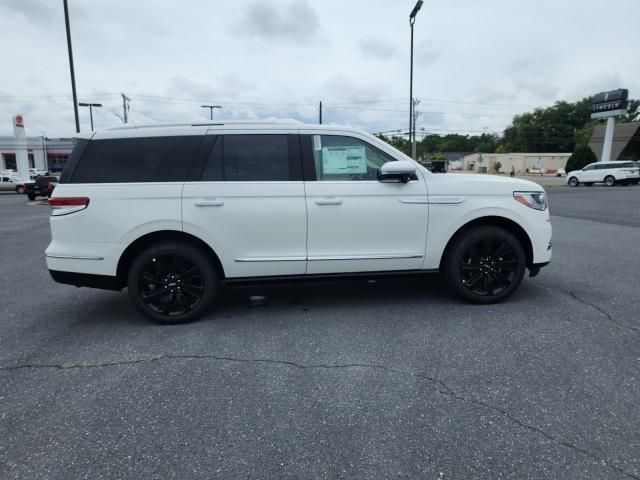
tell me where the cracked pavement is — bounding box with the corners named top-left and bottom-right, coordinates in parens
top-left (1, 187), bottom-right (639, 479)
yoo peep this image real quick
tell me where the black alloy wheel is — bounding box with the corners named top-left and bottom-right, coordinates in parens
top-left (128, 242), bottom-right (217, 324)
top-left (459, 239), bottom-right (518, 296)
top-left (445, 226), bottom-right (526, 304)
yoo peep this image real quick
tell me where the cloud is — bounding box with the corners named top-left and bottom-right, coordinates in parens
top-left (358, 37), bottom-right (396, 60)
top-left (0, 0), bottom-right (52, 22)
top-left (239, 0), bottom-right (320, 43)
top-left (167, 74), bottom-right (254, 102)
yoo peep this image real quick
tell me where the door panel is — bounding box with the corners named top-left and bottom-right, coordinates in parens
top-left (305, 181), bottom-right (428, 273)
top-left (182, 182), bottom-right (307, 277)
top-left (303, 133), bottom-right (428, 274)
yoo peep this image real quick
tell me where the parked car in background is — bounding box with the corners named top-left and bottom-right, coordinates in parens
top-left (24, 175), bottom-right (58, 200)
top-left (29, 168), bottom-right (49, 179)
top-left (567, 161), bottom-right (640, 187)
top-left (46, 122), bottom-right (552, 324)
top-left (556, 168), bottom-right (566, 177)
top-left (0, 173), bottom-right (30, 193)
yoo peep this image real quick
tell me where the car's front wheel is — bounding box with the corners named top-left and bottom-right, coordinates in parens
top-left (127, 241), bottom-right (218, 324)
top-left (568, 177), bottom-right (579, 187)
top-left (444, 226), bottom-right (526, 304)
top-left (604, 175), bottom-right (616, 187)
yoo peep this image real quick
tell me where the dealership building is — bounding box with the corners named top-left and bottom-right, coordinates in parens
top-left (0, 136), bottom-right (73, 172)
top-left (462, 152), bottom-right (570, 174)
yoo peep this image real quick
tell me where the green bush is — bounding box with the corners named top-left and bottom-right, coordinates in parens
top-left (566, 146), bottom-right (597, 172)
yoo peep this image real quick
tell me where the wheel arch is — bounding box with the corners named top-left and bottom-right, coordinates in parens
top-left (439, 216), bottom-right (534, 269)
top-left (116, 230), bottom-right (226, 285)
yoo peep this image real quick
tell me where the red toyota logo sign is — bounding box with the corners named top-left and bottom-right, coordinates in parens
top-left (15, 115), bottom-right (24, 128)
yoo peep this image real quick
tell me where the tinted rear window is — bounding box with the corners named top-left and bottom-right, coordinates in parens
top-left (201, 135), bottom-right (290, 181)
top-left (70, 136), bottom-right (203, 183)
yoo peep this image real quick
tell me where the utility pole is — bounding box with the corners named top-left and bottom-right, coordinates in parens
top-left (63, 0), bottom-right (80, 133)
top-left (411, 99), bottom-right (421, 160)
top-left (319, 101), bottom-right (323, 124)
top-left (121, 93), bottom-right (131, 123)
top-left (201, 104), bottom-right (222, 120)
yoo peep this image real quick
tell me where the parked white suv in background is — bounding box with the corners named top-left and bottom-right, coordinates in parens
top-left (46, 122), bottom-right (552, 324)
top-left (567, 161), bottom-right (640, 187)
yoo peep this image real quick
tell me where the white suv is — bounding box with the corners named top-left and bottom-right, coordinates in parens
top-left (46, 122), bottom-right (552, 324)
top-left (567, 161), bottom-right (640, 187)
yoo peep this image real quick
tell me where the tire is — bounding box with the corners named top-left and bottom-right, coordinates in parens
top-left (584, 182), bottom-right (593, 186)
top-left (568, 177), bottom-right (579, 187)
top-left (444, 226), bottom-right (526, 304)
top-left (16, 186), bottom-right (25, 194)
top-left (604, 175), bottom-right (616, 187)
top-left (127, 241), bottom-right (218, 324)
top-left (27, 193), bottom-right (36, 201)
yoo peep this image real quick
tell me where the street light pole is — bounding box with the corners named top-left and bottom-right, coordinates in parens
top-left (409, 0), bottom-right (423, 160)
top-left (63, 0), bottom-right (80, 134)
top-left (201, 105), bottom-right (222, 120)
top-left (79, 102), bottom-right (102, 131)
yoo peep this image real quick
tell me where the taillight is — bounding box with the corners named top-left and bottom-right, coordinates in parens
top-left (48, 197), bottom-right (90, 216)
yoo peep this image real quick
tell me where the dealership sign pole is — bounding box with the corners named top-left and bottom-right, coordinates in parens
top-left (590, 89), bottom-right (628, 163)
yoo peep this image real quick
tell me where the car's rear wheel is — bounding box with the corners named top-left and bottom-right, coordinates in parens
top-left (604, 175), bottom-right (616, 187)
top-left (127, 241), bottom-right (218, 324)
top-left (444, 226), bottom-right (526, 304)
top-left (568, 177), bottom-right (579, 187)
top-left (16, 186), bottom-right (24, 194)
top-left (27, 194), bottom-right (35, 201)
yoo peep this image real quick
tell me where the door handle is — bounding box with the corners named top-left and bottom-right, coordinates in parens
top-left (315, 197), bottom-right (343, 206)
top-left (194, 199), bottom-right (224, 207)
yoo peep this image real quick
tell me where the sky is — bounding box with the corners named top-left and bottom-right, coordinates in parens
top-left (0, 0), bottom-right (638, 138)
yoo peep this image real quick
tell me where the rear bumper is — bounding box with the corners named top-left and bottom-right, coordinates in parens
top-left (49, 270), bottom-right (123, 291)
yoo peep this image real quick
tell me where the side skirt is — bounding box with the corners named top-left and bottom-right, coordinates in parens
top-left (221, 269), bottom-right (440, 287)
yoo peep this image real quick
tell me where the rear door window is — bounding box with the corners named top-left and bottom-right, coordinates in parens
top-left (70, 136), bottom-right (203, 183)
top-left (201, 134), bottom-right (292, 181)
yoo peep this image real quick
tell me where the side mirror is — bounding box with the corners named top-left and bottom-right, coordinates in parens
top-left (378, 160), bottom-right (416, 183)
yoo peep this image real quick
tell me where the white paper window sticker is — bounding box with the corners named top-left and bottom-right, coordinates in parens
top-left (313, 135), bottom-right (321, 151)
top-left (322, 146), bottom-right (367, 174)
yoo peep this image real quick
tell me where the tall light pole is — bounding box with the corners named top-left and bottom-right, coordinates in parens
top-left (63, 0), bottom-right (80, 133)
top-left (201, 104), bottom-right (222, 120)
top-left (79, 103), bottom-right (102, 131)
top-left (409, 0), bottom-right (423, 159)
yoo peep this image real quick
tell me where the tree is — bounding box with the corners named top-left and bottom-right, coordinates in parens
top-left (494, 144), bottom-right (508, 154)
top-left (566, 146), bottom-right (597, 172)
top-left (376, 134), bottom-right (409, 155)
top-left (431, 152), bottom-right (447, 162)
top-left (622, 99), bottom-right (640, 123)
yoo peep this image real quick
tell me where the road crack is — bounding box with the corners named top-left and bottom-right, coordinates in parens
top-left (541, 282), bottom-right (639, 333)
top-left (1, 353), bottom-right (638, 478)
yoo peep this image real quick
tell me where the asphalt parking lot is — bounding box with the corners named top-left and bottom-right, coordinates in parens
top-left (1, 186), bottom-right (639, 480)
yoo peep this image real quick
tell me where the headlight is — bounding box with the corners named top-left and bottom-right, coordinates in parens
top-left (513, 191), bottom-right (547, 211)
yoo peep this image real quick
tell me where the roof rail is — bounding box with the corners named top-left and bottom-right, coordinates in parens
top-left (107, 119), bottom-right (305, 131)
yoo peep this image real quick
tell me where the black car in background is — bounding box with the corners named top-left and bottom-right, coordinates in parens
top-left (24, 176), bottom-right (58, 200)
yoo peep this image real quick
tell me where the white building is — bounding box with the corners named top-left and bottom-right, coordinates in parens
top-left (463, 152), bottom-right (571, 174)
top-left (0, 136), bottom-right (74, 173)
